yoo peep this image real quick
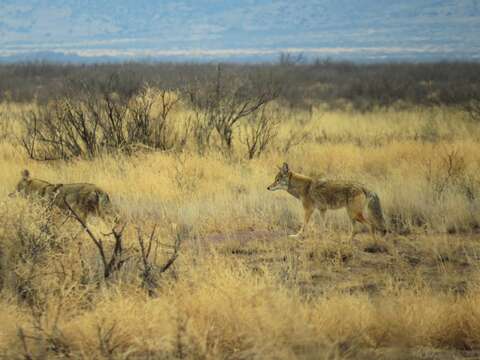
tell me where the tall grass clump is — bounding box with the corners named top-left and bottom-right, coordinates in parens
top-left (0, 75), bottom-right (480, 358)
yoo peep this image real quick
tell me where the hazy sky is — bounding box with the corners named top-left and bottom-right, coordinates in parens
top-left (1, 0), bottom-right (479, 61)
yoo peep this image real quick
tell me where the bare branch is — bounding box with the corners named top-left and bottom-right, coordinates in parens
top-left (64, 200), bottom-right (126, 279)
top-left (136, 224), bottom-right (183, 296)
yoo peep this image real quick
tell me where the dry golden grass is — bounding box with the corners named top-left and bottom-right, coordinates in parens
top-left (1, 102), bottom-right (480, 359)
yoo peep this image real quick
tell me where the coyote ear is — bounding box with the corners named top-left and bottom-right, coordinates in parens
top-left (21, 169), bottom-right (30, 179)
top-left (281, 162), bottom-right (289, 173)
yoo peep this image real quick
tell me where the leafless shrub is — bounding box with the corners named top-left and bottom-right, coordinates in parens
top-left (429, 80), bottom-right (480, 123)
top-left (136, 224), bottom-right (184, 296)
top-left (67, 196), bottom-right (184, 292)
top-left (240, 107), bottom-right (280, 159)
top-left (64, 200), bottom-right (128, 280)
top-left (171, 151), bottom-right (199, 194)
top-left (279, 129), bottom-right (310, 154)
top-left (21, 83), bottom-right (183, 161)
top-left (127, 86), bottom-right (184, 151)
top-left (186, 65), bottom-right (278, 153)
top-left (96, 90), bottom-right (130, 152)
top-left (424, 148), bottom-right (469, 199)
top-left (188, 107), bottom-right (216, 155)
top-left (461, 88), bottom-right (480, 122)
top-left (278, 52), bottom-right (306, 66)
top-left (3, 62), bottom-right (480, 110)
top-left (21, 101), bottom-right (98, 161)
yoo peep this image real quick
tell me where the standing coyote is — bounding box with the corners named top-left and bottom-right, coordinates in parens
top-left (12, 169), bottom-right (115, 224)
top-left (267, 163), bottom-right (386, 239)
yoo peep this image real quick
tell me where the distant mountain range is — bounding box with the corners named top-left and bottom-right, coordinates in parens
top-left (1, 0), bottom-right (479, 63)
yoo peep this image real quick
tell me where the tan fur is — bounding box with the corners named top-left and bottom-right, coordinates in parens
top-left (12, 169), bottom-right (116, 224)
top-left (268, 163), bottom-right (387, 239)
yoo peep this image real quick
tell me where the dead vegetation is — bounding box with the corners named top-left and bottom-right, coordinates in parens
top-left (21, 83), bottom-right (185, 161)
top-left (1, 75), bottom-right (480, 358)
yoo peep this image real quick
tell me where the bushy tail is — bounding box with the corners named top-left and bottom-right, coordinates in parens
top-left (365, 190), bottom-right (387, 235)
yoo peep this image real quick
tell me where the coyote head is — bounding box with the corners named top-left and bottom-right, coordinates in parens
top-left (10, 169), bottom-right (62, 199)
top-left (9, 169), bottom-right (31, 197)
top-left (267, 163), bottom-right (290, 191)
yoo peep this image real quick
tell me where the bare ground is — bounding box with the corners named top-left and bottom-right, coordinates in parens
top-left (195, 229), bottom-right (480, 359)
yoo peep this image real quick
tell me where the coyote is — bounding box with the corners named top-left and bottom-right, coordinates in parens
top-left (11, 169), bottom-right (115, 224)
top-left (267, 163), bottom-right (386, 239)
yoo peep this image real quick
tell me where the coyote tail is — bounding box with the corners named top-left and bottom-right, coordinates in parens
top-left (365, 190), bottom-right (387, 234)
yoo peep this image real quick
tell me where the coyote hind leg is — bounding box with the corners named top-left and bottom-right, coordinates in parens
top-left (347, 205), bottom-right (375, 240)
top-left (350, 219), bottom-right (359, 241)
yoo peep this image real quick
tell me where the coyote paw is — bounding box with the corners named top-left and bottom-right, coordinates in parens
top-left (289, 233), bottom-right (303, 239)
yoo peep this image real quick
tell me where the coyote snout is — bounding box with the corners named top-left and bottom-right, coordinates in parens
top-left (11, 169), bottom-right (117, 224)
top-left (269, 163), bottom-right (387, 240)
top-left (267, 167), bottom-right (291, 191)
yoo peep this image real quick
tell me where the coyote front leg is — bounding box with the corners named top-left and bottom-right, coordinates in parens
top-left (290, 202), bottom-right (314, 238)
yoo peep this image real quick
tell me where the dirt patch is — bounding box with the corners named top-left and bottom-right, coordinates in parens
top-left (198, 229), bottom-right (480, 297)
top-left (201, 229), bottom-right (287, 244)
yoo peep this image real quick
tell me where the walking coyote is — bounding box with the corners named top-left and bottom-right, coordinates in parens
top-left (11, 169), bottom-right (115, 223)
top-left (267, 163), bottom-right (386, 239)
